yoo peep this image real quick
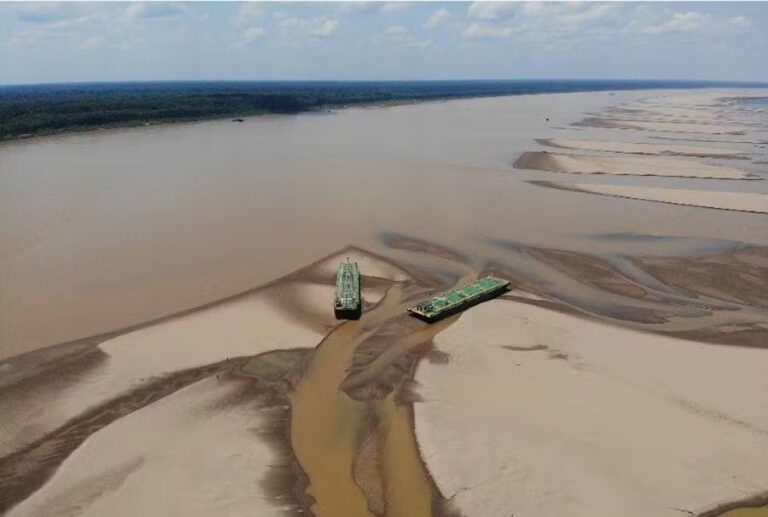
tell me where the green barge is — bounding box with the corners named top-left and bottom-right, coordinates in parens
top-left (407, 276), bottom-right (510, 322)
top-left (334, 260), bottom-right (362, 320)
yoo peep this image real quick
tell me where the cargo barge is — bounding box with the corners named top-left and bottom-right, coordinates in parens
top-left (407, 276), bottom-right (510, 323)
top-left (334, 260), bottom-right (362, 320)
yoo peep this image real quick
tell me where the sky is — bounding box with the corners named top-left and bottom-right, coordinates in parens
top-left (1, 1), bottom-right (767, 85)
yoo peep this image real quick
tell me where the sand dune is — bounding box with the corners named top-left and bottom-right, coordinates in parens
top-left (537, 181), bottom-right (768, 214)
top-left (538, 139), bottom-right (746, 159)
top-left (414, 299), bottom-right (768, 517)
top-left (514, 152), bottom-right (753, 179)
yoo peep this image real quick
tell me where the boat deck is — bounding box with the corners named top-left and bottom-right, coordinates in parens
top-left (407, 276), bottom-right (510, 322)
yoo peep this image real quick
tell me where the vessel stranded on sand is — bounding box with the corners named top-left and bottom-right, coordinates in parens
top-left (334, 259), bottom-right (362, 320)
top-left (407, 276), bottom-right (511, 322)
top-left (334, 261), bottom-right (509, 322)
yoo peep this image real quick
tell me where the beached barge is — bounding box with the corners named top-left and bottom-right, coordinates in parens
top-left (334, 260), bottom-right (362, 320)
top-left (407, 276), bottom-right (510, 323)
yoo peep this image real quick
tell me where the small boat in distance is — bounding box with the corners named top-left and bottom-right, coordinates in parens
top-left (407, 276), bottom-right (510, 323)
top-left (334, 259), bottom-right (362, 320)
top-left (232, 118), bottom-right (244, 122)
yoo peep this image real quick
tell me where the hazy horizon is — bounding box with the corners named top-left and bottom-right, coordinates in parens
top-left (5, 77), bottom-right (768, 88)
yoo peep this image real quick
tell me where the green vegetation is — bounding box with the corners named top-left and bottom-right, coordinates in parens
top-left (2, 80), bottom-right (766, 140)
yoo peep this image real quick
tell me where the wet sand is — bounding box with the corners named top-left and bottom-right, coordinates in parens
top-left (2, 88), bottom-right (768, 516)
top-left (537, 139), bottom-right (747, 158)
top-left (514, 151), bottom-right (754, 179)
top-left (535, 181), bottom-right (768, 214)
top-left (576, 117), bottom-right (749, 135)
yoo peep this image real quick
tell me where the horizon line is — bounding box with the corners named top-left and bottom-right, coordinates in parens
top-left (3, 77), bottom-right (768, 88)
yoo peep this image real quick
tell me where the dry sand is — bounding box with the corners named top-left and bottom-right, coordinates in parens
top-left (0, 287), bottom-right (322, 461)
top-left (536, 181), bottom-right (768, 214)
top-left (414, 299), bottom-right (768, 517)
top-left (538, 139), bottom-right (746, 158)
top-left (7, 376), bottom-right (290, 517)
top-left (514, 152), bottom-right (753, 179)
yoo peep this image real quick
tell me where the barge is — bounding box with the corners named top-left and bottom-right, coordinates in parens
top-left (334, 259), bottom-right (362, 320)
top-left (407, 276), bottom-right (510, 323)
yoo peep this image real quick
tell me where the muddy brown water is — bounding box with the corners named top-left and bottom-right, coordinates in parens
top-left (3, 89), bottom-right (768, 359)
top-left (289, 273), bottom-right (468, 516)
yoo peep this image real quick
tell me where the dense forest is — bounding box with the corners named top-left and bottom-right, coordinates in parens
top-left (1, 79), bottom-right (765, 140)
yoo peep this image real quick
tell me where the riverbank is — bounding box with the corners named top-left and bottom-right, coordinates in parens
top-left (3, 79), bottom-right (767, 142)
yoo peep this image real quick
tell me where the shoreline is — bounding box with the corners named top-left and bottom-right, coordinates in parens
top-left (4, 84), bottom-right (767, 146)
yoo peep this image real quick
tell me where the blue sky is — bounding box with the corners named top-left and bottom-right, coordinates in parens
top-left (1, 1), bottom-right (767, 85)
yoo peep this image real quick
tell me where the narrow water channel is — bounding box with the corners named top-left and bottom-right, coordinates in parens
top-left (288, 269), bottom-right (474, 515)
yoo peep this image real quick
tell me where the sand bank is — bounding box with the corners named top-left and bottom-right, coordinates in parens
top-left (535, 181), bottom-right (768, 214)
top-left (7, 375), bottom-right (292, 517)
top-left (514, 152), bottom-right (753, 179)
top-left (0, 247), bottom-right (407, 513)
top-left (414, 299), bottom-right (768, 517)
top-left (0, 287), bottom-right (322, 462)
top-left (576, 117), bottom-right (749, 135)
top-left (537, 139), bottom-right (746, 159)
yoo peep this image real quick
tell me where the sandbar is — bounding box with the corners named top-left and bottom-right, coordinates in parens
top-left (514, 151), bottom-right (753, 179)
top-left (415, 299), bottom-right (768, 517)
top-left (535, 181), bottom-right (768, 214)
top-left (538, 139), bottom-right (746, 159)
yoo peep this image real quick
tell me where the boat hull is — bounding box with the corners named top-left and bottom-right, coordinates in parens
top-left (334, 306), bottom-right (362, 320)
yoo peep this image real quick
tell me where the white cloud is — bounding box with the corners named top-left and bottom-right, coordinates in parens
top-left (231, 26), bottom-right (266, 48)
top-left (311, 17), bottom-right (339, 38)
top-left (380, 2), bottom-right (409, 14)
top-left (555, 4), bottom-right (616, 26)
top-left (340, 2), bottom-right (409, 15)
top-left (728, 15), bottom-right (751, 29)
top-left (423, 8), bottom-right (449, 31)
top-left (463, 2), bottom-right (619, 44)
top-left (467, 2), bottom-right (518, 22)
top-left (272, 15), bottom-right (339, 39)
top-left (462, 23), bottom-right (513, 39)
top-left (641, 11), bottom-right (709, 35)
